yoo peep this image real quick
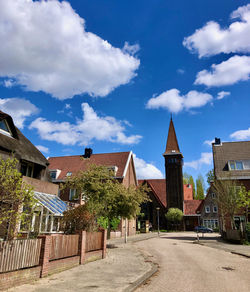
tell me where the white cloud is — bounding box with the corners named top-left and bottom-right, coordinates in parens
top-left (217, 91), bottom-right (230, 100)
top-left (177, 69), bottom-right (185, 75)
top-left (204, 139), bottom-right (215, 146)
top-left (0, 97), bottom-right (38, 128)
top-left (0, 0), bottom-right (139, 99)
top-left (123, 42), bottom-right (140, 55)
top-left (3, 79), bottom-right (16, 88)
top-left (230, 128), bottom-right (250, 140)
top-left (195, 55), bottom-right (250, 87)
top-left (133, 154), bottom-right (164, 179)
top-left (30, 103), bottom-right (142, 146)
top-left (36, 145), bottom-right (49, 154)
top-left (184, 152), bottom-right (213, 170)
top-left (183, 4), bottom-right (250, 57)
top-left (146, 89), bottom-right (213, 113)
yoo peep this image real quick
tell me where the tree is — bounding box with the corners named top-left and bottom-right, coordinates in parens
top-left (196, 174), bottom-right (205, 199)
top-left (62, 164), bottom-right (149, 236)
top-left (188, 175), bottom-right (196, 199)
top-left (206, 169), bottom-right (215, 185)
top-left (0, 157), bottom-right (35, 239)
top-left (238, 186), bottom-right (250, 224)
top-left (165, 208), bottom-right (183, 230)
top-left (213, 179), bottom-right (245, 230)
top-left (63, 204), bottom-right (96, 233)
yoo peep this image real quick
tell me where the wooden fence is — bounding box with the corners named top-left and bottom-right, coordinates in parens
top-left (49, 234), bottom-right (79, 261)
top-left (0, 239), bottom-right (42, 273)
top-left (86, 231), bottom-right (103, 252)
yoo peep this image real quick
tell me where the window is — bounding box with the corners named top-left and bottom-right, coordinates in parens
top-left (50, 171), bottom-right (57, 179)
top-left (205, 206), bottom-right (210, 213)
top-left (69, 189), bottom-right (79, 200)
top-left (66, 172), bottom-right (72, 177)
top-left (211, 193), bottom-right (216, 199)
top-left (213, 206), bottom-right (218, 213)
top-left (0, 120), bottom-right (12, 136)
top-left (203, 219), bottom-right (218, 229)
top-left (20, 161), bottom-right (34, 177)
top-left (228, 160), bottom-right (250, 170)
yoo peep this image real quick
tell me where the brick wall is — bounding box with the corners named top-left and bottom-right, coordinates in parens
top-left (48, 256), bottom-right (80, 275)
top-left (0, 266), bottom-right (41, 291)
top-left (22, 176), bottom-right (59, 195)
top-left (0, 230), bottom-right (107, 290)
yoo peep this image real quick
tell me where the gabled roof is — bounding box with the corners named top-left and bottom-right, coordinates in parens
top-left (183, 200), bottom-right (203, 216)
top-left (138, 179), bottom-right (193, 208)
top-left (0, 111), bottom-right (48, 167)
top-left (139, 179), bottom-right (167, 208)
top-left (163, 118), bottom-right (182, 156)
top-left (48, 151), bottom-right (132, 181)
top-left (213, 141), bottom-right (250, 179)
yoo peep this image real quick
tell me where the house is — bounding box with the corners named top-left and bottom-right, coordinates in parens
top-left (212, 138), bottom-right (250, 232)
top-left (200, 185), bottom-right (219, 230)
top-left (48, 149), bottom-right (138, 238)
top-left (0, 111), bottom-right (67, 239)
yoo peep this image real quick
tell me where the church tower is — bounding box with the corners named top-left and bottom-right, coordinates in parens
top-left (163, 117), bottom-right (184, 211)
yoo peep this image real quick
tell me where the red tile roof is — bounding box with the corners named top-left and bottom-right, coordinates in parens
top-left (138, 179), bottom-right (194, 208)
top-left (48, 152), bottom-right (130, 180)
top-left (183, 200), bottom-right (203, 215)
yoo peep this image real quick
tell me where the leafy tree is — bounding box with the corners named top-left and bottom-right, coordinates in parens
top-left (196, 174), bottom-right (205, 199)
top-left (206, 169), bottom-right (215, 185)
top-left (62, 164), bottom-right (149, 236)
top-left (0, 157), bottom-right (35, 239)
top-left (213, 179), bottom-right (246, 230)
top-left (188, 175), bottom-right (196, 199)
top-left (63, 204), bottom-right (96, 233)
top-left (238, 186), bottom-right (250, 224)
top-left (165, 208), bottom-right (183, 230)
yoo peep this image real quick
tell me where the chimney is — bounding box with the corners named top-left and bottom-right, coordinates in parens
top-left (214, 137), bottom-right (221, 145)
top-left (84, 148), bottom-right (93, 158)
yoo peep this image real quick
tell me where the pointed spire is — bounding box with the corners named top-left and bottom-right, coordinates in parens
top-left (163, 117), bottom-right (181, 156)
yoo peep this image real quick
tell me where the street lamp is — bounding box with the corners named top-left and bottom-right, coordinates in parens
top-left (156, 207), bottom-right (160, 236)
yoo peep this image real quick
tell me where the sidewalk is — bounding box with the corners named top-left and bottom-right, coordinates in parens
top-left (7, 233), bottom-right (159, 292)
top-left (194, 234), bottom-right (250, 258)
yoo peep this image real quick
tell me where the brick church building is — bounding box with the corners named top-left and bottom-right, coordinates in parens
top-left (140, 117), bottom-right (202, 230)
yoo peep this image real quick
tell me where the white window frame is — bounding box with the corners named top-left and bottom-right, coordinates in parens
top-left (69, 189), bottom-right (78, 200)
top-left (205, 206), bottom-right (210, 213)
top-left (228, 160), bottom-right (250, 171)
top-left (0, 119), bottom-right (12, 137)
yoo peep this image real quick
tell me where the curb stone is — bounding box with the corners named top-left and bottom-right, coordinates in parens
top-left (124, 246), bottom-right (158, 292)
top-left (231, 251), bottom-right (250, 258)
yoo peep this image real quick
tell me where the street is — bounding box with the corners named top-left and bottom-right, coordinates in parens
top-left (135, 232), bottom-right (250, 292)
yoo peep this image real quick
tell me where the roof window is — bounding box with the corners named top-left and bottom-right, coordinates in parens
top-left (66, 172), bottom-right (72, 177)
top-left (0, 119), bottom-right (12, 137)
top-left (228, 160), bottom-right (250, 171)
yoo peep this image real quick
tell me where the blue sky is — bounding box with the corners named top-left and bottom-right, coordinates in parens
top-left (0, 0), bottom-right (250, 186)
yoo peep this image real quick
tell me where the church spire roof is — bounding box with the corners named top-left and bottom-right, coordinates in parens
top-left (163, 117), bottom-right (182, 156)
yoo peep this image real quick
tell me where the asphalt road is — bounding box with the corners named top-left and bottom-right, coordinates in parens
top-left (135, 232), bottom-right (250, 292)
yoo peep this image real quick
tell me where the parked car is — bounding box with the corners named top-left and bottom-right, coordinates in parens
top-left (194, 226), bottom-right (213, 233)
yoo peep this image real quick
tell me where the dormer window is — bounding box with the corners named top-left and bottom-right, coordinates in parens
top-left (228, 160), bottom-right (250, 170)
top-left (0, 119), bottom-right (12, 137)
top-left (49, 169), bottom-right (61, 180)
